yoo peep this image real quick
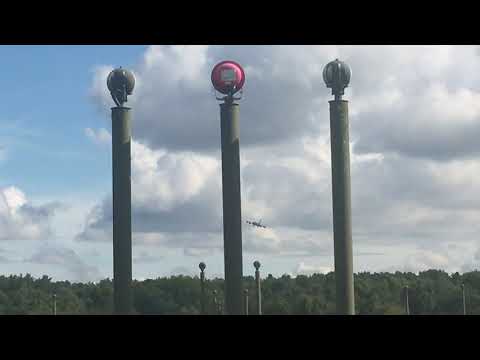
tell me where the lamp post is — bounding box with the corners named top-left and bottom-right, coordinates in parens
top-left (107, 67), bottom-right (135, 315)
top-left (213, 290), bottom-right (222, 315)
top-left (254, 260), bottom-right (262, 315)
top-left (323, 59), bottom-right (355, 315)
top-left (211, 61), bottom-right (246, 315)
top-left (404, 285), bottom-right (410, 315)
top-left (199, 262), bottom-right (206, 315)
top-left (52, 293), bottom-right (56, 316)
top-left (244, 289), bottom-right (249, 316)
top-left (461, 283), bottom-right (466, 315)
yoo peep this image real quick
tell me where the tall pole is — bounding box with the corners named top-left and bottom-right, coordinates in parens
top-left (212, 61), bottom-right (246, 315)
top-left (213, 290), bottom-right (218, 314)
top-left (213, 290), bottom-right (222, 315)
top-left (108, 68), bottom-right (135, 315)
top-left (199, 262), bottom-right (206, 315)
top-left (254, 260), bottom-right (262, 315)
top-left (244, 289), bottom-right (249, 315)
top-left (112, 106), bottom-right (133, 314)
top-left (220, 96), bottom-right (244, 315)
top-left (53, 293), bottom-right (56, 315)
top-left (323, 59), bottom-right (355, 315)
top-left (462, 284), bottom-right (466, 315)
top-left (404, 286), bottom-right (410, 315)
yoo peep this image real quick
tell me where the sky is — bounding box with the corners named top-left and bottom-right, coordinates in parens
top-left (1, 45), bottom-right (480, 282)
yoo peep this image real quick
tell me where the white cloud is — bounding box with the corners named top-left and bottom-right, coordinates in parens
top-left (85, 127), bottom-right (111, 145)
top-left (295, 262), bottom-right (332, 276)
top-left (2, 186), bottom-right (27, 213)
top-left (133, 250), bottom-right (163, 264)
top-left (0, 186), bottom-right (59, 241)
top-left (89, 65), bottom-right (115, 114)
top-left (26, 245), bottom-right (101, 282)
top-left (403, 251), bottom-right (452, 273)
top-left (131, 140), bottom-right (219, 212)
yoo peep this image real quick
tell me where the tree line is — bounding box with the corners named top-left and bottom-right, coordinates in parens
top-left (0, 269), bottom-right (479, 314)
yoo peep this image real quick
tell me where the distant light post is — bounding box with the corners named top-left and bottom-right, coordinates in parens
top-left (461, 283), bottom-right (466, 315)
top-left (107, 67), bottom-right (135, 315)
top-left (53, 293), bottom-right (56, 316)
top-left (199, 262), bottom-right (206, 315)
top-left (212, 290), bottom-right (222, 315)
top-left (254, 260), bottom-right (262, 315)
top-left (244, 289), bottom-right (249, 315)
top-left (323, 59), bottom-right (354, 315)
top-left (211, 60), bottom-right (246, 315)
top-left (404, 286), bottom-right (410, 315)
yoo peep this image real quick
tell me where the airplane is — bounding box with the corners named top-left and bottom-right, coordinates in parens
top-left (246, 219), bottom-right (267, 229)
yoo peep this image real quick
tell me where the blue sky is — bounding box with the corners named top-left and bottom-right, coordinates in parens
top-left (0, 45), bottom-right (150, 281)
top-left (0, 45), bottom-right (146, 197)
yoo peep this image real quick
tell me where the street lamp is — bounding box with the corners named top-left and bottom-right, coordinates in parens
top-left (404, 285), bottom-right (410, 315)
top-left (199, 262), bottom-right (206, 315)
top-left (323, 59), bottom-right (354, 315)
top-left (323, 59), bottom-right (351, 101)
top-left (107, 67), bottom-right (135, 315)
top-left (52, 293), bottom-right (56, 316)
top-left (211, 60), bottom-right (246, 315)
top-left (213, 290), bottom-right (222, 315)
top-left (461, 283), bottom-right (466, 315)
top-left (254, 260), bottom-right (262, 315)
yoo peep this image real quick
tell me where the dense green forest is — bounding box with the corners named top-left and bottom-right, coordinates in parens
top-left (1, 270), bottom-right (480, 315)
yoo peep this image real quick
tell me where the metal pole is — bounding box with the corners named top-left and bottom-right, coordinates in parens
top-left (218, 301), bottom-right (223, 315)
top-left (404, 286), bottom-right (410, 315)
top-left (199, 263), bottom-right (206, 315)
top-left (213, 290), bottom-right (218, 315)
top-left (53, 293), bottom-right (56, 315)
top-left (220, 96), bottom-right (243, 315)
top-left (254, 261), bottom-right (262, 315)
top-left (244, 289), bottom-right (249, 315)
top-left (112, 106), bottom-right (133, 315)
top-left (429, 289), bottom-right (434, 314)
top-left (329, 99), bottom-right (355, 315)
top-left (462, 284), bottom-right (466, 315)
